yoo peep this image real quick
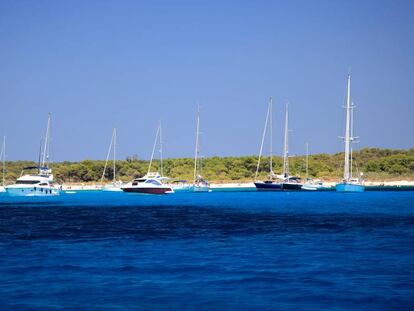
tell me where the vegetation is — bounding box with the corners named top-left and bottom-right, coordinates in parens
top-left (2, 148), bottom-right (413, 184)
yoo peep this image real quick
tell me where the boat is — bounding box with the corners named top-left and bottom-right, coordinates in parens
top-left (254, 98), bottom-right (283, 191)
top-left (336, 74), bottom-right (365, 192)
top-left (302, 143), bottom-right (325, 191)
top-left (280, 104), bottom-right (302, 190)
top-left (170, 180), bottom-right (193, 192)
top-left (0, 136), bottom-right (5, 193)
top-left (192, 106), bottom-right (210, 192)
top-left (101, 128), bottom-right (123, 192)
top-left (5, 114), bottom-right (61, 196)
top-left (122, 123), bottom-right (174, 194)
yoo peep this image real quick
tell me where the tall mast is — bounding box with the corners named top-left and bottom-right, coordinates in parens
top-left (255, 98), bottom-right (271, 180)
top-left (38, 138), bottom-right (43, 174)
top-left (343, 74), bottom-right (351, 182)
top-left (194, 105), bottom-right (200, 184)
top-left (148, 123), bottom-right (160, 174)
top-left (159, 122), bottom-right (163, 177)
top-left (41, 113), bottom-right (51, 168)
top-left (101, 128), bottom-right (115, 183)
top-left (305, 142), bottom-right (309, 180)
top-left (113, 128), bottom-right (117, 182)
top-left (1, 136), bottom-right (5, 186)
top-left (283, 103), bottom-right (289, 178)
top-left (269, 97), bottom-right (273, 175)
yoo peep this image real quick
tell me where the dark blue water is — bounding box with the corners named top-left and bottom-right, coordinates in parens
top-left (0, 191), bottom-right (413, 310)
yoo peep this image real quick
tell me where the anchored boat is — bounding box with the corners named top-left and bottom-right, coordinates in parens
top-left (5, 114), bottom-right (61, 196)
top-left (122, 122), bottom-right (173, 194)
top-left (254, 98), bottom-right (283, 191)
top-left (101, 128), bottom-right (123, 192)
top-left (192, 106), bottom-right (210, 192)
top-left (336, 74), bottom-right (365, 192)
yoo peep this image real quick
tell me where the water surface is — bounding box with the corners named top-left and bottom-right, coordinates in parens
top-left (0, 191), bottom-right (413, 309)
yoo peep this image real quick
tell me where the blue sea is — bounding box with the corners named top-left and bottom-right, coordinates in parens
top-left (0, 191), bottom-right (413, 310)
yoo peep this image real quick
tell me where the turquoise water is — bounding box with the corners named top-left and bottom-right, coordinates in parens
top-left (0, 191), bottom-right (413, 309)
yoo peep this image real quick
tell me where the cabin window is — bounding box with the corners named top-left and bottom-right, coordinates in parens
top-left (16, 180), bottom-right (39, 185)
top-left (145, 179), bottom-right (161, 186)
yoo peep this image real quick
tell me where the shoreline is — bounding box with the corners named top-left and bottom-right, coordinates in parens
top-left (61, 180), bottom-right (414, 191)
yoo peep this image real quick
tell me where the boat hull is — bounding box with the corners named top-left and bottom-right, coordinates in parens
top-left (335, 183), bottom-right (365, 192)
top-left (5, 186), bottom-right (60, 196)
top-left (122, 186), bottom-right (173, 195)
top-left (282, 183), bottom-right (303, 190)
top-left (102, 186), bottom-right (123, 192)
top-left (254, 182), bottom-right (282, 191)
top-left (192, 186), bottom-right (210, 192)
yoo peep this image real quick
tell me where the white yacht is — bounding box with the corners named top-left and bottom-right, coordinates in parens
top-left (122, 172), bottom-right (174, 194)
top-left (5, 167), bottom-right (60, 196)
top-left (5, 114), bottom-right (61, 197)
top-left (122, 122), bottom-right (174, 195)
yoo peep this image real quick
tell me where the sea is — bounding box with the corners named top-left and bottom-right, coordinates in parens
top-left (0, 190), bottom-right (413, 310)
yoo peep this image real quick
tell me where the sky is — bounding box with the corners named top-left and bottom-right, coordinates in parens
top-left (0, 0), bottom-right (413, 161)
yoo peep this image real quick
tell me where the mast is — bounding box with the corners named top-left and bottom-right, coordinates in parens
top-left (1, 136), bottom-right (5, 186)
top-left (194, 106), bottom-right (200, 184)
top-left (113, 128), bottom-right (117, 182)
top-left (148, 123), bottom-right (160, 174)
top-left (269, 97), bottom-right (273, 175)
top-left (283, 103), bottom-right (289, 178)
top-left (255, 98), bottom-right (271, 180)
top-left (343, 74), bottom-right (351, 182)
top-left (159, 122), bottom-right (163, 177)
top-left (41, 113), bottom-right (51, 168)
top-left (101, 128), bottom-right (115, 183)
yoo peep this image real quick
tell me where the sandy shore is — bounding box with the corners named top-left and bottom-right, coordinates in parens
top-left (61, 180), bottom-right (414, 191)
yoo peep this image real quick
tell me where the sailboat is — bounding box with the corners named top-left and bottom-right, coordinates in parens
top-left (336, 74), bottom-right (365, 192)
top-left (254, 98), bottom-right (283, 191)
top-left (5, 113), bottom-right (61, 196)
top-left (280, 104), bottom-right (302, 190)
top-left (101, 128), bottom-right (123, 192)
top-left (302, 143), bottom-right (324, 191)
top-left (0, 136), bottom-right (5, 192)
top-left (192, 106), bottom-right (210, 192)
top-left (122, 122), bottom-right (174, 194)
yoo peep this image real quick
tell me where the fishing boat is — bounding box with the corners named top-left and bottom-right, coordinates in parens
top-left (254, 98), bottom-right (283, 191)
top-left (336, 74), bottom-right (365, 192)
top-left (122, 123), bottom-right (174, 194)
top-left (280, 104), bottom-right (302, 191)
top-left (302, 143), bottom-right (325, 191)
top-left (101, 128), bottom-right (123, 192)
top-left (0, 136), bottom-right (5, 192)
top-left (192, 106), bottom-right (210, 192)
top-left (5, 114), bottom-right (61, 196)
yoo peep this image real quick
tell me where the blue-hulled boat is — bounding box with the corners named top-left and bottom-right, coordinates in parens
top-left (336, 74), bottom-right (365, 193)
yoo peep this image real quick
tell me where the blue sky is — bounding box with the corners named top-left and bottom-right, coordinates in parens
top-left (0, 0), bottom-right (413, 161)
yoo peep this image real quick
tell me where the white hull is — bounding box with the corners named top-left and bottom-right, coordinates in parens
top-left (5, 185), bottom-right (60, 196)
top-left (192, 185), bottom-right (211, 192)
top-left (0, 186), bottom-right (5, 193)
top-left (102, 186), bottom-right (123, 192)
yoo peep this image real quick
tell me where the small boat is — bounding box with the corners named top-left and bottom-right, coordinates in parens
top-left (254, 98), bottom-right (282, 191)
top-left (0, 136), bottom-right (5, 193)
top-left (170, 180), bottom-right (193, 192)
top-left (5, 114), bottom-right (61, 196)
top-left (192, 106), bottom-right (210, 192)
top-left (101, 128), bottom-right (123, 192)
top-left (302, 143), bottom-right (325, 191)
top-left (280, 104), bottom-right (302, 191)
top-left (336, 74), bottom-right (365, 192)
top-left (122, 123), bottom-right (174, 195)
